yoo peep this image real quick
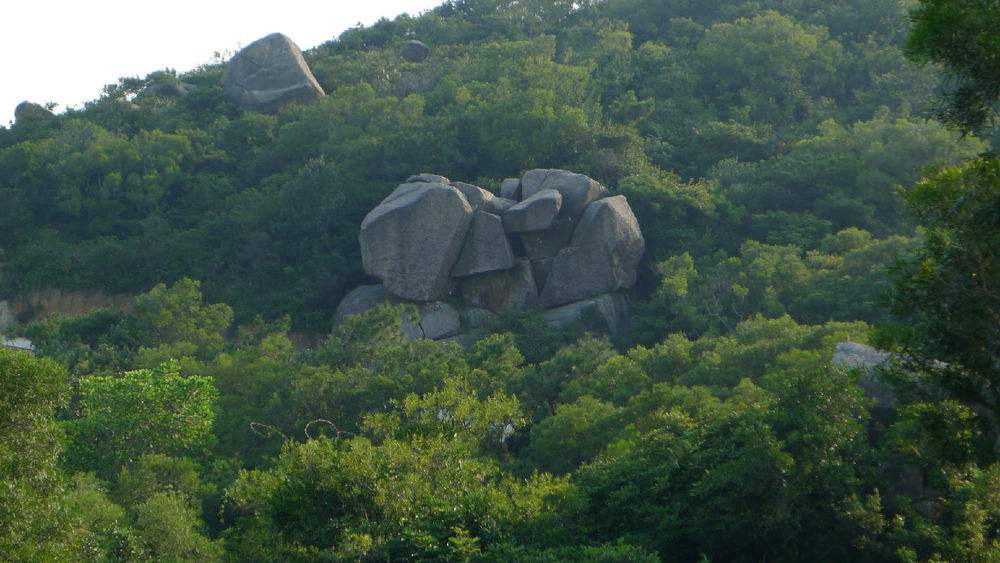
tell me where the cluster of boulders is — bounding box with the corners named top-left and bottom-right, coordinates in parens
top-left (336, 170), bottom-right (645, 344)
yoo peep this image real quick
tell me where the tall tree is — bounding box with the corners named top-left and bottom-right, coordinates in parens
top-left (907, 0), bottom-right (1000, 132)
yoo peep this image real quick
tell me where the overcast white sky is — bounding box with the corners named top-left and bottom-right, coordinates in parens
top-left (0, 0), bottom-right (444, 125)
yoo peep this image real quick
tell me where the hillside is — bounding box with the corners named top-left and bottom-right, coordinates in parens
top-left (1, 0), bottom-right (985, 334)
top-left (3, 0), bottom-right (1000, 561)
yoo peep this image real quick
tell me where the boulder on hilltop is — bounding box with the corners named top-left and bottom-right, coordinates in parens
top-left (222, 33), bottom-right (325, 112)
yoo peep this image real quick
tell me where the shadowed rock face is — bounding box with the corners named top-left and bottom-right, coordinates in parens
top-left (461, 259), bottom-right (539, 313)
top-left (334, 285), bottom-right (391, 324)
top-left (360, 183), bottom-right (473, 301)
top-left (517, 169), bottom-right (609, 258)
top-left (500, 178), bottom-right (522, 200)
top-left (222, 33), bottom-right (325, 112)
top-left (540, 195), bottom-right (645, 307)
top-left (400, 40), bottom-right (431, 62)
top-left (144, 82), bottom-right (194, 98)
top-left (452, 211), bottom-right (515, 278)
top-left (541, 293), bottom-right (630, 335)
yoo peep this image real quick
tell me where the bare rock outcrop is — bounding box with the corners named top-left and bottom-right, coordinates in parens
top-left (400, 40), bottom-right (431, 63)
top-left (539, 195), bottom-right (645, 307)
top-left (360, 183), bottom-right (473, 301)
top-left (452, 211), bottom-right (515, 277)
top-left (222, 33), bottom-right (325, 112)
top-left (343, 169), bottom-right (645, 341)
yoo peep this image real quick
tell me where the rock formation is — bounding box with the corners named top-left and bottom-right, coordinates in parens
top-left (143, 81), bottom-right (195, 98)
top-left (222, 33), bottom-right (325, 112)
top-left (342, 169), bottom-right (645, 344)
top-left (833, 341), bottom-right (898, 414)
top-left (400, 40), bottom-right (431, 62)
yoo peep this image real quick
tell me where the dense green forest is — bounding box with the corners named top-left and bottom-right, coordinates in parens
top-left (2, 0), bottom-right (999, 560)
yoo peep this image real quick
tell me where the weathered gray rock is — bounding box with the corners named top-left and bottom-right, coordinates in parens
top-left (461, 259), bottom-right (539, 312)
top-left (485, 197), bottom-right (517, 214)
top-left (541, 293), bottom-right (630, 335)
top-left (461, 307), bottom-right (496, 330)
top-left (500, 178), bottom-right (522, 200)
top-left (503, 189), bottom-right (562, 233)
top-left (383, 182), bottom-right (429, 204)
top-left (451, 182), bottom-right (494, 211)
top-left (834, 341), bottom-right (897, 412)
top-left (360, 183), bottom-right (473, 301)
top-left (144, 82), bottom-right (194, 97)
top-left (332, 284), bottom-right (422, 338)
top-left (439, 332), bottom-right (480, 349)
top-left (518, 170), bottom-right (609, 259)
top-left (334, 285), bottom-right (391, 324)
top-left (419, 302), bottom-right (461, 339)
top-left (400, 40), bottom-right (431, 62)
top-left (518, 218), bottom-right (575, 260)
top-left (333, 286), bottom-right (464, 340)
top-left (530, 258), bottom-right (554, 290)
top-left (539, 196), bottom-right (644, 307)
top-left (222, 33), bottom-right (325, 112)
top-left (538, 245), bottom-right (616, 307)
top-left (452, 212), bottom-right (515, 277)
top-left (833, 342), bottom-right (892, 371)
top-left (407, 173), bottom-right (450, 184)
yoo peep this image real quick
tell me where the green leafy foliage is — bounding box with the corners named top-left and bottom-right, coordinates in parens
top-left (2, 0), bottom-right (1000, 560)
top-left (63, 362), bottom-right (218, 477)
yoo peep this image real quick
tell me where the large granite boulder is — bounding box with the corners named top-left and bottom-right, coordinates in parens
top-left (419, 302), bottom-right (461, 339)
top-left (333, 285), bottom-right (460, 340)
top-left (833, 341), bottom-right (897, 413)
top-left (408, 173), bottom-right (449, 184)
top-left (518, 169), bottom-right (609, 259)
top-left (539, 195), bottom-right (644, 307)
top-left (503, 189), bottom-right (562, 233)
top-left (461, 259), bottom-right (539, 313)
top-left (333, 284), bottom-right (421, 338)
top-left (452, 211), bottom-right (515, 277)
top-left (144, 82), bottom-right (194, 98)
top-left (461, 307), bottom-right (496, 330)
top-left (485, 197), bottom-right (516, 214)
top-left (222, 33), bottom-right (325, 112)
top-left (500, 178), bottom-right (522, 200)
top-left (334, 284), bottom-right (392, 324)
top-left (542, 293), bottom-right (630, 335)
top-left (451, 182), bottom-right (494, 211)
top-left (833, 342), bottom-right (892, 371)
top-left (400, 40), bottom-right (431, 63)
top-left (360, 183), bottom-right (473, 301)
